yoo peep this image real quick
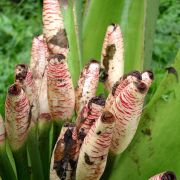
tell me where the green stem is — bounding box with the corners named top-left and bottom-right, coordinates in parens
top-left (0, 142), bottom-right (17, 180)
top-left (38, 121), bottom-right (52, 180)
top-left (101, 153), bottom-right (117, 180)
top-left (52, 120), bottom-right (63, 151)
top-left (12, 144), bottom-right (30, 180)
top-left (27, 123), bottom-right (44, 180)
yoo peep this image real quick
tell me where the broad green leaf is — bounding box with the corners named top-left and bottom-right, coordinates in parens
top-left (144, 0), bottom-right (159, 69)
top-left (82, 0), bottom-right (159, 72)
top-left (82, 0), bottom-right (123, 65)
top-left (62, 0), bottom-right (82, 85)
top-left (109, 50), bottom-right (180, 180)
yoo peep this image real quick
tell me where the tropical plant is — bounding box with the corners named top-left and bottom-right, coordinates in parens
top-left (0, 0), bottom-right (179, 180)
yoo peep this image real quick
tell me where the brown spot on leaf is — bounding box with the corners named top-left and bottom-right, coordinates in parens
top-left (103, 44), bottom-right (116, 72)
top-left (141, 128), bottom-right (151, 136)
top-left (48, 29), bottom-right (68, 48)
top-left (101, 111), bottom-right (114, 124)
top-left (84, 153), bottom-right (94, 165)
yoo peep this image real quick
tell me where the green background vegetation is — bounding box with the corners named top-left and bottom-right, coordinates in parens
top-left (0, 0), bottom-right (180, 179)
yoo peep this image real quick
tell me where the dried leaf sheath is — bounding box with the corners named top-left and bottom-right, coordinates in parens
top-left (101, 24), bottom-right (124, 91)
top-left (75, 60), bottom-right (100, 114)
top-left (76, 111), bottom-right (115, 180)
top-left (0, 115), bottom-right (5, 145)
top-left (5, 84), bottom-right (30, 150)
top-left (110, 81), bottom-right (149, 154)
top-left (30, 35), bottom-right (49, 94)
top-left (43, 0), bottom-right (68, 55)
top-left (47, 54), bottom-right (75, 120)
top-left (50, 123), bottom-right (79, 180)
top-left (149, 171), bottom-right (176, 180)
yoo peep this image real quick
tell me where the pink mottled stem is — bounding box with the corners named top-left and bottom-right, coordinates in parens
top-left (0, 115), bottom-right (5, 145)
top-left (149, 171), bottom-right (176, 180)
top-left (75, 60), bottom-right (100, 114)
top-left (5, 84), bottom-right (30, 150)
top-left (76, 111), bottom-right (115, 180)
top-left (101, 24), bottom-right (124, 91)
top-left (110, 81), bottom-right (149, 154)
top-left (30, 35), bottom-right (49, 95)
top-left (47, 54), bottom-right (75, 121)
top-left (43, 0), bottom-right (68, 55)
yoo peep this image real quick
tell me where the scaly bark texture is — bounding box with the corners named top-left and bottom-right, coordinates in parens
top-left (0, 115), bottom-right (5, 145)
top-left (43, 0), bottom-right (69, 55)
top-left (76, 111), bottom-right (115, 180)
top-left (75, 60), bottom-right (100, 114)
top-left (47, 54), bottom-right (75, 121)
top-left (149, 171), bottom-right (176, 180)
top-left (101, 24), bottom-right (124, 91)
top-left (30, 34), bottom-right (49, 95)
top-left (105, 71), bottom-right (141, 111)
top-left (110, 81), bottom-right (149, 154)
top-left (5, 84), bottom-right (30, 150)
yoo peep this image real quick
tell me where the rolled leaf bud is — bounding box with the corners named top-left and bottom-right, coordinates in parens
top-left (76, 111), bottom-right (115, 180)
top-left (105, 71), bottom-right (141, 111)
top-left (30, 35), bottom-right (49, 94)
top-left (5, 84), bottom-right (30, 150)
top-left (39, 68), bottom-right (51, 122)
top-left (15, 64), bottom-right (39, 123)
top-left (101, 24), bottom-right (124, 91)
top-left (110, 81), bottom-right (149, 154)
top-left (50, 123), bottom-right (79, 180)
top-left (75, 60), bottom-right (100, 114)
top-left (47, 54), bottom-right (75, 120)
top-left (141, 70), bottom-right (154, 87)
top-left (43, 0), bottom-right (68, 55)
top-left (0, 115), bottom-right (5, 145)
top-left (149, 171), bottom-right (176, 180)
top-left (77, 95), bottom-right (106, 141)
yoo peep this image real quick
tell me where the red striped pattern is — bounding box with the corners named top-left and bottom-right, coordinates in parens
top-left (75, 60), bottom-right (100, 114)
top-left (47, 55), bottom-right (75, 120)
top-left (38, 69), bottom-right (51, 122)
top-left (110, 81), bottom-right (148, 154)
top-left (43, 0), bottom-right (68, 55)
top-left (101, 24), bottom-right (124, 91)
top-left (76, 111), bottom-right (115, 180)
top-left (0, 115), bottom-right (5, 145)
top-left (5, 84), bottom-right (30, 150)
top-left (105, 72), bottom-right (141, 111)
top-left (30, 35), bottom-right (49, 95)
top-left (78, 100), bottom-right (105, 139)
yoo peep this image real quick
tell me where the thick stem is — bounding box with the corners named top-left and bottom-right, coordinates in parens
top-left (27, 123), bottom-right (44, 180)
top-left (38, 121), bottom-right (52, 180)
top-left (0, 143), bottom-right (17, 180)
top-left (12, 144), bottom-right (30, 180)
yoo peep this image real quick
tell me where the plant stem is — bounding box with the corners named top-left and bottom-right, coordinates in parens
top-left (12, 143), bottom-right (30, 180)
top-left (0, 142), bottom-right (17, 180)
top-left (100, 153), bottom-right (117, 180)
top-left (27, 123), bottom-right (44, 180)
top-left (38, 121), bottom-right (52, 180)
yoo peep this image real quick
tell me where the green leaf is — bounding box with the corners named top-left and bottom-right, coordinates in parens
top-left (109, 50), bottom-right (180, 179)
top-left (144, 0), bottom-right (159, 69)
top-left (82, 0), bottom-right (159, 72)
top-left (62, 0), bottom-right (82, 85)
top-left (82, 0), bottom-right (123, 66)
